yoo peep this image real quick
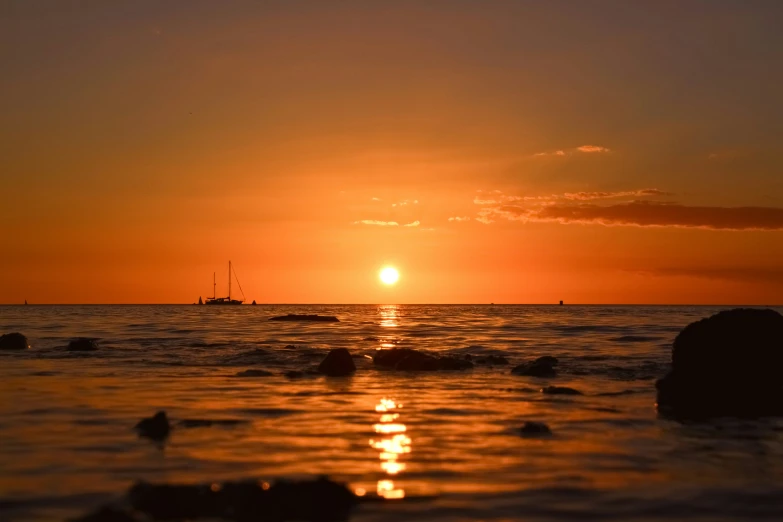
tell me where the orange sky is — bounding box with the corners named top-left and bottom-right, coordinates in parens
top-left (2, 1), bottom-right (783, 304)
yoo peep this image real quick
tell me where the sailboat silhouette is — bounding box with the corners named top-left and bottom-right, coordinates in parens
top-left (205, 261), bottom-right (245, 305)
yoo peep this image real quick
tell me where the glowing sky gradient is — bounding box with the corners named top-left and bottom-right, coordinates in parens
top-left (2, 1), bottom-right (782, 304)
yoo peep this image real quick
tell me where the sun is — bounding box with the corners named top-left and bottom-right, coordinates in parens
top-left (379, 267), bottom-right (400, 285)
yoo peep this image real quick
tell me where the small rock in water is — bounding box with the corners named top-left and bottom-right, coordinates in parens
top-left (235, 369), bottom-right (274, 377)
top-left (374, 348), bottom-right (474, 372)
top-left (437, 356), bottom-right (474, 370)
top-left (520, 421), bottom-right (552, 435)
top-left (318, 348), bottom-right (356, 376)
top-left (396, 351), bottom-right (440, 371)
top-left (67, 338), bottom-right (99, 351)
top-left (284, 370), bottom-right (305, 379)
top-left (134, 411), bottom-right (170, 441)
top-left (474, 355), bottom-right (509, 365)
top-left (656, 308), bottom-right (783, 419)
top-left (541, 385), bottom-right (582, 395)
top-left (269, 314), bottom-right (340, 322)
top-left (511, 356), bottom-right (558, 377)
top-left (0, 332), bottom-right (28, 350)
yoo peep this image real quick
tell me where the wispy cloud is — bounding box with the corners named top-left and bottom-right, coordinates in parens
top-left (482, 201), bottom-right (783, 231)
top-left (563, 189), bottom-right (671, 201)
top-left (371, 197), bottom-right (382, 201)
top-left (448, 216), bottom-right (471, 222)
top-left (532, 145), bottom-right (611, 157)
top-left (576, 145), bottom-right (610, 153)
top-left (403, 220), bottom-right (420, 227)
top-left (635, 266), bottom-right (783, 284)
top-left (354, 220), bottom-right (399, 226)
top-left (392, 199), bottom-right (419, 207)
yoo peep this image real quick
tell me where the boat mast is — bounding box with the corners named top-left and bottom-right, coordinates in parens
top-left (213, 272), bottom-right (216, 299)
top-left (228, 260), bottom-right (232, 300)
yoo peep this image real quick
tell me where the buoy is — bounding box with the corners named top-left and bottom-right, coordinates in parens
top-left (559, 300), bottom-right (564, 306)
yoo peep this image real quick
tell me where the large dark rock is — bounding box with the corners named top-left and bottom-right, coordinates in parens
top-left (269, 314), bottom-right (339, 322)
top-left (135, 411), bottom-right (170, 441)
top-left (67, 338), bottom-right (99, 351)
top-left (656, 308), bottom-right (783, 419)
top-left (128, 476), bottom-right (357, 521)
top-left (318, 348), bottom-right (356, 376)
top-left (520, 421), bottom-right (551, 436)
top-left (474, 355), bottom-right (509, 365)
top-left (511, 356), bottom-right (558, 377)
top-left (373, 348), bottom-right (473, 372)
top-left (0, 332), bottom-right (28, 350)
top-left (68, 506), bottom-right (140, 522)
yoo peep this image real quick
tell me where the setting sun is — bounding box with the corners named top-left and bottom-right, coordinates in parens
top-left (379, 267), bottom-right (400, 285)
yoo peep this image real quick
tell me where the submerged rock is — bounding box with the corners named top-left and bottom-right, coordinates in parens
top-left (374, 348), bottom-right (473, 372)
top-left (128, 476), bottom-right (357, 521)
top-left (511, 356), bottom-right (558, 377)
top-left (656, 308), bottom-right (783, 419)
top-left (474, 355), bottom-right (509, 365)
top-left (520, 421), bottom-right (551, 436)
top-left (269, 314), bottom-right (340, 322)
top-left (235, 369), bottom-right (274, 377)
top-left (67, 338), bottom-right (99, 352)
top-left (318, 348), bottom-right (356, 376)
top-left (134, 411), bottom-right (170, 441)
top-left (0, 332), bottom-right (28, 350)
top-left (541, 385), bottom-right (581, 395)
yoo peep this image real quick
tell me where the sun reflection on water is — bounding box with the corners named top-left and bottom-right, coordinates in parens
top-left (370, 397), bottom-right (410, 499)
top-left (379, 305), bottom-right (399, 328)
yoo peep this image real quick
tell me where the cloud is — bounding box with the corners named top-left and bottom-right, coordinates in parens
top-left (577, 145), bottom-right (610, 153)
top-left (533, 150), bottom-right (566, 157)
top-left (488, 201), bottom-right (783, 230)
top-left (392, 199), bottom-right (419, 207)
top-left (448, 216), bottom-right (471, 222)
top-left (562, 189), bottom-right (672, 201)
top-left (403, 220), bottom-right (420, 227)
top-left (354, 220), bottom-right (399, 226)
top-left (371, 197), bottom-right (381, 201)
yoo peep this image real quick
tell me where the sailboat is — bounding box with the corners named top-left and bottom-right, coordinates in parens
top-left (205, 261), bottom-right (245, 305)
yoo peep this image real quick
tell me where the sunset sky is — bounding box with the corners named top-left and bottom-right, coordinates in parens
top-left (2, 1), bottom-right (782, 304)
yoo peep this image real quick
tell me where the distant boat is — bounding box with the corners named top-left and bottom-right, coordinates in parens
top-left (24, 299), bottom-right (28, 305)
top-left (205, 261), bottom-right (245, 305)
top-left (198, 296), bottom-right (203, 305)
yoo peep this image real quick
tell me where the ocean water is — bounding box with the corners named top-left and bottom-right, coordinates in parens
top-left (2, 304), bottom-right (783, 521)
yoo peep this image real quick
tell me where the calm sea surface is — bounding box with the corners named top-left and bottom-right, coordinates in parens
top-left (2, 305), bottom-right (783, 521)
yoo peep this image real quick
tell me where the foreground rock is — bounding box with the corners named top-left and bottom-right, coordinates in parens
top-left (373, 348), bottom-right (473, 372)
top-left (134, 411), bottom-right (170, 441)
top-left (318, 348), bottom-right (356, 376)
top-left (67, 338), bottom-right (99, 351)
top-left (269, 314), bottom-right (340, 322)
top-left (520, 421), bottom-right (551, 436)
top-left (128, 476), bottom-right (357, 521)
top-left (511, 356), bottom-right (558, 377)
top-left (235, 369), bottom-right (274, 377)
top-left (69, 506), bottom-right (139, 522)
top-left (541, 386), bottom-right (581, 395)
top-left (656, 308), bottom-right (783, 419)
top-left (474, 355), bottom-right (509, 365)
top-left (0, 332), bottom-right (28, 350)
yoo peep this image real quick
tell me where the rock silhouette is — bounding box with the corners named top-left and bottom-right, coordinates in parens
top-left (67, 338), bottom-right (99, 351)
top-left (235, 369), bottom-right (274, 377)
top-left (520, 421), bottom-right (551, 435)
top-left (135, 411), bottom-right (170, 441)
top-left (511, 356), bottom-right (558, 377)
top-left (541, 385), bottom-right (581, 395)
top-left (474, 355), bottom-right (509, 365)
top-left (656, 308), bottom-right (783, 419)
top-left (0, 332), bottom-right (28, 350)
top-left (317, 348), bottom-right (356, 376)
top-left (373, 348), bottom-right (473, 371)
top-left (127, 476), bottom-right (357, 521)
top-left (269, 314), bottom-right (339, 322)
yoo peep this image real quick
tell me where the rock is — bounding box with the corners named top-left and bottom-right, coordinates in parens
top-left (235, 369), bottom-right (274, 377)
top-left (374, 348), bottom-right (474, 372)
top-left (284, 370), bottom-right (305, 379)
top-left (128, 476), bottom-right (357, 521)
top-left (0, 332), bottom-right (28, 350)
top-left (318, 348), bottom-right (356, 376)
top-left (474, 355), bottom-right (509, 365)
top-left (134, 411), bottom-right (170, 441)
top-left (541, 386), bottom-right (581, 395)
top-left (67, 338), bottom-right (99, 351)
top-left (269, 314), bottom-right (339, 322)
top-left (511, 356), bottom-right (558, 377)
top-left (68, 506), bottom-right (140, 522)
top-left (656, 308), bottom-right (783, 419)
top-left (520, 421), bottom-right (551, 435)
